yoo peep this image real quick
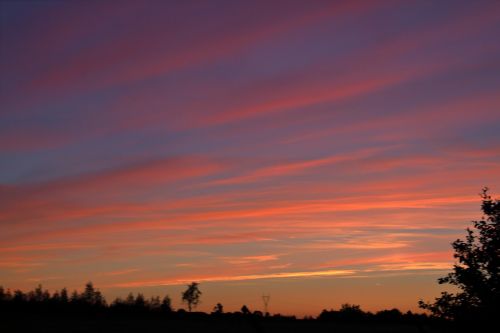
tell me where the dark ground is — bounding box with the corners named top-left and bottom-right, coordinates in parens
top-left (2, 314), bottom-right (446, 333)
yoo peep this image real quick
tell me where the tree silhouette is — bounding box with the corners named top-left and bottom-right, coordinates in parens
top-left (125, 292), bottom-right (135, 306)
top-left (29, 284), bottom-right (48, 303)
top-left (419, 188), bottom-right (499, 323)
top-left (0, 286), bottom-right (6, 301)
top-left (135, 293), bottom-right (146, 308)
top-left (81, 281), bottom-right (105, 307)
top-left (241, 305), bottom-right (250, 315)
top-left (149, 296), bottom-right (161, 311)
top-left (212, 302), bottom-right (224, 314)
top-left (161, 295), bottom-right (172, 312)
top-left (60, 288), bottom-right (69, 303)
top-left (181, 282), bottom-right (201, 312)
top-left (70, 290), bottom-right (79, 304)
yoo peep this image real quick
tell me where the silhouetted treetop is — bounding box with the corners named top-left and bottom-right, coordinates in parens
top-left (161, 295), bottom-right (173, 312)
top-left (241, 305), bottom-right (250, 315)
top-left (419, 188), bottom-right (500, 324)
top-left (212, 302), bottom-right (224, 314)
top-left (181, 282), bottom-right (201, 312)
top-left (81, 281), bottom-right (106, 307)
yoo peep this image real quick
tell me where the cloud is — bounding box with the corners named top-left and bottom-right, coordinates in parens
top-left (0, 155), bottom-right (225, 223)
top-left (205, 146), bottom-right (395, 186)
top-left (12, 1), bottom-right (383, 108)
top-left (100, 269), bottom-right (140, 277)
top-left (220, 254), bottom-right (280, 265)
top-left (374, 262), bottom-right (452, 271)
top-left (111, 268), bottom-right (356, 288)
top-left (305, 240), bottom-right (410, 250)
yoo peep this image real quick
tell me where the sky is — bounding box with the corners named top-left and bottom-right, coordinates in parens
top-left (1, 0), bottom-right (500, 317)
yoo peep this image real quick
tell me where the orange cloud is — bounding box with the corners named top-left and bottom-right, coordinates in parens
top-left (111, 268), bottom-right (356, 288)
top-left (374, 262), bottom-right (452, 272)
top-left (317, 251), bottom-right (455, 270)
top-left (220, 254), bottom-right (280, 265)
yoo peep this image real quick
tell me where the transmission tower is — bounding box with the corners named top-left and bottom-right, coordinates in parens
top-left (262, 294), bottom-right (270, 315)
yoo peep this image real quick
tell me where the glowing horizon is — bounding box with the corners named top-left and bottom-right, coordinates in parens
top-left (1, 0), bottom-right (499, 317)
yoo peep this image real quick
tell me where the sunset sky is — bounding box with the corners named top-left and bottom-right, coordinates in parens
top-left (1, 0), bottom-right (500, 316)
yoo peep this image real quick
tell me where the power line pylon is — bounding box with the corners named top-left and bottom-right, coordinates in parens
top-left (262, 294), bottom-right (270, 316)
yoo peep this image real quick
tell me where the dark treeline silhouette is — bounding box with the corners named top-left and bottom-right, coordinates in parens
top-left (0, 281), bottom-right (443, 329)
top-left (0, 282), bottom-right (447, 332)
top-left (0, 282), bottom-right (173, 316)
top-left (318, 303), bottom-right (435, 326)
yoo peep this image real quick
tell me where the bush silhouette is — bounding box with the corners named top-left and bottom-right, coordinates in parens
top-left (212, 302), bottom-right (224, 314)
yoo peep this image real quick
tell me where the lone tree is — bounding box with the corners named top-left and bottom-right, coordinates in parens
top-left (182, 282), bottom-right (201, 312)
top-left (419, 188), bottom-right (499, 323)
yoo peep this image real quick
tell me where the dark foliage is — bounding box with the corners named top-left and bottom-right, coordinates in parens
top-left (241, 304), bottom-right (251, 315)
top-left (212, 302), bottom-right (224, 314)
top-left (0, 282), bottom-right (172, 316)
top-left (181, 282), bottom-right (202, 312)
top-left (0, 282), bottom-right (447, 332)
top-left (318, 304), bottom-right (432, 325)
top-left (419, 188), bottom-right (500, 325)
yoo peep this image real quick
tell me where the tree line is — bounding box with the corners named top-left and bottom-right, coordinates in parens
top-left (0, 281), bottom-right (438, 325)
top-left (0, 281), bottom-right (173, 315)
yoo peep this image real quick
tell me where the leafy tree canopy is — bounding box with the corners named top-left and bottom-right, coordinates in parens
top-left (419, 188), bottom-right (499, 322)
